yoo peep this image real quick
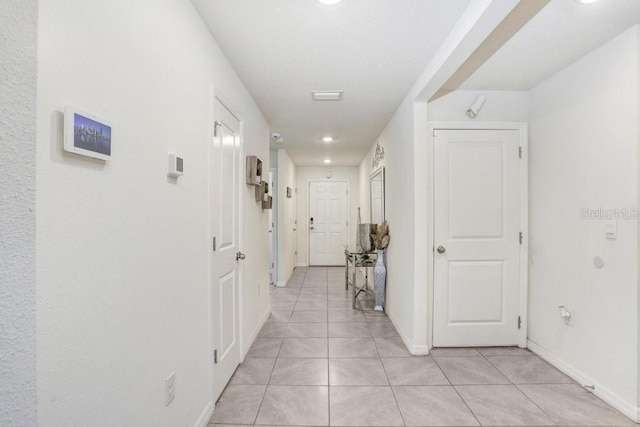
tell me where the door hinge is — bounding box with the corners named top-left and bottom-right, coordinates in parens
top-left (213, 349), bottom-right (218, 364)
top-left (519, 146), bottom-right (523, 159)
top-left (212, 237), bottom-right (217, 252)
top-left (518, 316), bottom-right (522, 330)
top-left (519, 232), bottom-right (523, 245)
top-left (214, 121), bottom-right (221, 137)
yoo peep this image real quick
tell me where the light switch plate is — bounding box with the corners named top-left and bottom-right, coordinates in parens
top-left (605, 220), bottom-right (617, 239)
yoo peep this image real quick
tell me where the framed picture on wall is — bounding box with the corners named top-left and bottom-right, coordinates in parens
top-left (64, 107), bottom-right (112, 161)
top-left (286, 187), bottom-right (292, 198)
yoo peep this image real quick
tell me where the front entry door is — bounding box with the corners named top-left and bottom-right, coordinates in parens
top-left (433, 129), bottom-right (522, 347)
top-left (309, 181), bottom-right (348, 266)
top-left (211, 99), bottom-right (242, 401)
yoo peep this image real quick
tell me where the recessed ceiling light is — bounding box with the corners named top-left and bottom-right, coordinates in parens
top-left (324, 159), bottom-right (332, 164)
top-left (323, 136), bottom-right (334, 143)
top-left (311, 91), bottom-right (343, 101)
top-left (318, 0), bottom-right (343, 4)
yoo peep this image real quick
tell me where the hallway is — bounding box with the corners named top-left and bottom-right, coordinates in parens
top-left (208, 267), bottom-right (633, 427)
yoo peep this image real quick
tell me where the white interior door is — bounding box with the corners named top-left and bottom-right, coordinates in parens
top-left (433, 129), bottom-right (522, 347)
top-left (309, 181), bottom-right (348, 266)
top-left (211, 99), bottom-right (242, 401)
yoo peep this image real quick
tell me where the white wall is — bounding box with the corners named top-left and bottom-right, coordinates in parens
top-left (277, 149), bottom-right (297, 284)
top-left (0, 0), bottom-right (38, 425)
top-left (528, 26), bottom-right (639, 418)
top-left (296, 166), bottom-right (360, 266)
top-left (428, 90), bottom-right (529, 122)
top-left (36, 0), bottom-right (270, 425)
top-left (358, 98), bottom-right (418, 349)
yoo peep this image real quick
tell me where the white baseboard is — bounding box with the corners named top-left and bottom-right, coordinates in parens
top-left (194, 401), bottom-right (214, 427)
top-left (527, 339), bottom-right (639, 423)
top-left (243, 307), bottom-right (271, 357)
top-left (385, 309), bottom-right (430, 356)
top-left (296, 263), bottom-right (308, 267)
top-left (411, 344), bottom-right (430, 356)
top-left (276, 281), bottom-right (286, 287)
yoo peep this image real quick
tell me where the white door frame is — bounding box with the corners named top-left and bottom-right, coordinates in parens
top-left (427, 122), bottom-right (528, 349)
top-left (269, 168), bottom-right (278, 284)
top-left (306, 179), bottom-right (350, 266)
top-left (207, 93), bottom-right (245, 403)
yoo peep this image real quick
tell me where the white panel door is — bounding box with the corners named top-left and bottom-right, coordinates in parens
top-left (211, 99), bottom-right (242, 401)
top-left (309, 181), bottom-right (348, 266)
top-left (433, 129), bottom-right (521, 347)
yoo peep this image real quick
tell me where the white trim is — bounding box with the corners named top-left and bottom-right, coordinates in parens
top-left (516, 124), bottom-right (528, 348)
top-left (386, 308), bottom-right (430, 356)
top-left (369, 167), bottom-right (385, 224)
top-left (243, 306), bottom-right (271, 357)
top-left (269, 168), bottom-right (278, 286)
top-left (193, 401), bottom-right (214, 427)
top-left (296, 263), bottom-right (309, 267)
top-left (527, 339), bottom-right (640, 423)
top-left (205, 84), bottom-right (216, 409)
top-left (427, 122), bottom-right (529, 349)
top-left (306, 179), bottom-right (350, 266)
top-left (276, 281), bottom-right (287, 288)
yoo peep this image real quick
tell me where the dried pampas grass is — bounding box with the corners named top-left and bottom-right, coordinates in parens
top-left (371, 221), bottom-right (390, 250)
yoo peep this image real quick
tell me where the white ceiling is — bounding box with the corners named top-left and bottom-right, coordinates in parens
top-left (193, 0), bottom-right (471, 166)
top-left (460, 0), bottom-right (640, 91)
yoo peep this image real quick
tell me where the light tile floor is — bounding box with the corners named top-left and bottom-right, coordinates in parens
top-left (209, 267), bottom-right (635, 427)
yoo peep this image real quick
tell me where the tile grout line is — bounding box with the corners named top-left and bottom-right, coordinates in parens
top-left (380, 339), bottom-right (407, 427)
top-left (431, 355), bottom-right (483, 427)
top-left (478, 348), bottom-right (514, 386)
top-left (482, 350), bottom-right (560, 425)
top-left (251, 268), bottom-right (306, 425)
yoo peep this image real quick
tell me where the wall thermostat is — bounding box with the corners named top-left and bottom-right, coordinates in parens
top-left (167, 152), bottom-right (184, 178)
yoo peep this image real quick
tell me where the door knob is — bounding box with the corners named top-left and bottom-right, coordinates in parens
top-left (436, 246), bottom-right (446, 254)
top-left (236, 251), bottom-right (246, 261)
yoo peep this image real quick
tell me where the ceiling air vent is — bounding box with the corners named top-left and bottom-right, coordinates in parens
top-left (311, 90), bottom-right (343, 101)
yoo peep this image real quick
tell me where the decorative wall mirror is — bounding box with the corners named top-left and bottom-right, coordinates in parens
top-left (370, 167), bottom-right (385, 224)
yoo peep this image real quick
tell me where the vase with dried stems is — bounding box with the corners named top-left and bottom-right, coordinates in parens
top-left (371, 221), bottom-right (390, 311)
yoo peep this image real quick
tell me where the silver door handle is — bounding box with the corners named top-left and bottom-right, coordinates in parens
top-left (437, 246), bottom-right (446, 254)
top-left (236, 251), bottom-right (246, 260)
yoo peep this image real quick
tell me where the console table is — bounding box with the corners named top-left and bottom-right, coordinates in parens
top-left (344, 247), bottom-right (378, 309)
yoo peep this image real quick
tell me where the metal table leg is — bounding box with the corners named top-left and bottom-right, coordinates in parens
top-left (344, 252), bottom-right (349, 291)
top-left (352, 263), bottom-right (357, 309)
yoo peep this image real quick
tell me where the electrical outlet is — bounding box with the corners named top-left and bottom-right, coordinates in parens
top-left (165, 372), bottom-right (176, 406)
